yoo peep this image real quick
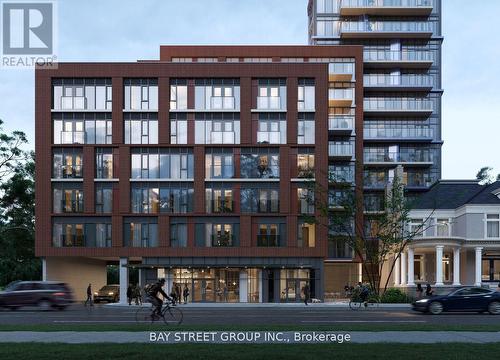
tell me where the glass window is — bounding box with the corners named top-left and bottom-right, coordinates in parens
top-left (124, 79), bottom-right (158, 110)
top-left (52, 78), bottom-right (112, 111)
top-left (95, 148), bottom-right (113, 179)
top-left (297, 152), bottom-right (314, 178)
top-left (124, 113), bottom-right (158, 144)
top-left (206, 185), bottom-right (233, 213)
top-left (124, 220), bottom-right (158, 247)
top-left (487, 214), bottom-right (500, 238)
top-left (241, 186), bottom-right (279, 213)
top-left (170, 219), bottom-right (187, 248)
top-left (170, 114), bottom-right (188, 144)
top-left (53, 184), bottom-right (83, 214)
top-left (205, 149), bottom-right (234, 179)
top-left (298, 188), bottom-right (314, 214)
top-left (95, 184), bottom-right (113, 213)
top-left (298, 220), bottom-right (315, 247)
top-left (298, 113), bottom-right (315, 144)
top-left (52, 148), bottom-right (83, 179)
top-left (240, 149), bottom-right (279, 179)
top-left (257, 223), bottom-right (285, 247)
top-left (170, 85), bottom-right (188, 110)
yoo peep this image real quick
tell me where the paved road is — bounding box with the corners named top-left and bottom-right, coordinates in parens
top-left (0, 304), bottom-right (499, 326)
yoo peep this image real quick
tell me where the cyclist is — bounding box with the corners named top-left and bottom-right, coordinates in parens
top-left (145, 278), bottom-right (173, 319)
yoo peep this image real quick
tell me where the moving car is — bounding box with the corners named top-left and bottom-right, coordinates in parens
top-left (413, 286), bottom-right (500, 315)
top-left (0, 281), bottom-right (73, 310)
top-left (93, 284), bottom-right (120, 303)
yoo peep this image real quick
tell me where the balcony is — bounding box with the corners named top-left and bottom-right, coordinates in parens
top-left (363, 127), bottom-right (434, 142)
top-left (364, 152), bottom-right (433, 166)
top-left (60, 200), bottom-right (84, 213)
top-left (257, 235), bottom-right (280, 247)
top-left (257, 96), bottom-right (284, 111)
top-left (329, 89), bottom-right (355, 107)
top-left (329, 142), bottom-right (355, 159)
top-left (364, 50), bottom-right (434, 69)
top-left (208, 200), bottom-right (234, 214)
top-left (329, 170), bottom-right (355, 183)
top-left (60, 235), bottom-right (85, 247)
top-left (329, 116), bottom-right (354, 134)
top-left (363, 74), bottom-right (433, 91)
top-left (54, 165), bottom-right (83, 179)
top-left (364, 98), bottom-right (433, 116)
top-left (341, 21), bottom-right (434, 39)
top-left (340, 0), bottom-right (433, 16)
top-left (209, 131), bottom-right (236, 144)
top-left (257, 131), bottom-right (284, 144)
top-left (60, 96), bottom-right (86, 110)
top-left (210, 96), bottom-right (236, 110)
top-left (60, 131), bottom-right (85, 144)
top-left (211, 234), bottom-right (234, 247)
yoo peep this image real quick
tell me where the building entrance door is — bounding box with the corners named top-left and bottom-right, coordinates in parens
top-left (193, 279), bottom-right (215, 302)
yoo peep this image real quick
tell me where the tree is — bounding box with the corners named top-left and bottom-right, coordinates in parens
top-left (0, 119), bottom-right (28, 183)
top-left (476, 166), bottom-right (500, 185)
top-left (0, 152), bottom-right (40, 286)
top-left (304, 167), bottom-right (431, 297)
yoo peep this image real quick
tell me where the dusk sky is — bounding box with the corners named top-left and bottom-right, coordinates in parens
top-left (0, 0), bottom-right (498, 179)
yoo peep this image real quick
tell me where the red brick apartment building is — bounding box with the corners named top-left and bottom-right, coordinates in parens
top-left (35, 46), bottom-right (363, 301)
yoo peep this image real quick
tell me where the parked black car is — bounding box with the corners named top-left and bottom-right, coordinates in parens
top-left (0, 281), bottom-right (74, 310)
top-left (413, 286), bottom-right (500, 315)
top-left (93, 285), bottom-right (120, 303)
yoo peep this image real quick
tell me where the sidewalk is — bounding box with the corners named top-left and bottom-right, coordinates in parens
top-left (1, 331), bottom-right (500, 344)
top-left (105, 302), bottom-right (412, 309)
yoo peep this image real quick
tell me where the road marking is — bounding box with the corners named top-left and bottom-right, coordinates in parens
top-left (301, 320), bottom-right (427, 323)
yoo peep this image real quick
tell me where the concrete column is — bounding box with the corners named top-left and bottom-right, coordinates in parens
top-left (453, 248), bottom-right (461, 286)
top-left (239, 270), bottom-right (248, 303)
top-left (407, 248), bottom-right (415, 286)
top-left (475, 247), bottom-right (483, 286)
top-left (42, 257), bottom-right (47, 281)
top-left (394, 255), bottom-right (401, 286)
top-left (119, 258), bottom-right (129, 304)
top-left (400, 252), bottom-right (407, 286)
top-left (358, 263), bottom-right (363, 283)
top-left (435, 245), bottom-right (444, 286)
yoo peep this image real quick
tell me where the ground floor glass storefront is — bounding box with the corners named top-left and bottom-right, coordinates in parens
top-left (147, 266), bottom-right (319, 303)
top-left (158, 268), bottom-right (261, 303)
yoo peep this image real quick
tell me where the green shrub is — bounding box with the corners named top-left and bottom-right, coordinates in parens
top-left (380, 288), bottom-right (412, 303)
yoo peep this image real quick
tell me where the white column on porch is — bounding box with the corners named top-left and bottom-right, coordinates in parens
top-left (400, 252), bottom-right (407, 286)
top-left (407, 248), bottom-right (415, 286)
top-left (119, 257), bottom-right (129, 304)
top-left (475, 247), bottom-right (483, 286)
top-left (435, 245), bottom-right (444, 286)
top-left (453, 247), bottom-right (461, 286)
top-left (394, 255), bottom-right (401, 286)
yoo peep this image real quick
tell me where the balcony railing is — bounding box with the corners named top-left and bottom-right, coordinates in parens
top-left (96, 166), bottom-right (113, 179)
top-left (211, 234), bottom-right (234, 247)
top-left (257, 235), bottom-right (280, 247)
top-left (341, 21), bottom-right (434, 36)
top-left (257, 96), bottom-right (283, 110)
top-left (60, 200), bottom-right (84, 213)
top-left (209, 131), bottom-right (236, 144)
top-left (363, 128), bottom-right (433, 139)
top-left (329, 170), bottom-right (355, 183)
top-left (60, 96), bottom-right (86, 110)
top-left (329, 143), bottom-right (355, 158)
top-left (364, 50), bottom-right (434, 62)
top-left (258, 200), bottom-right (280, 213)
top-left (364, 98), bottom-right (433, 112)
top-left (340, 0), bottom-right (434, 16)
top-left (329, 116), bottom-right (354, 132)
top-left (60, 131), bottom-right (85, 144)
top-left (210, 96), bottom-right (236, 110)
top-left (208, 200), bottom-right (234, 214)
top-left (60, 235), bottom-right (85, 247)
top-left (257, 131), bottom-right (283, 144)
top-left (54, 165), bottom-right (83, 179)
top-left (363, 74), bottom-right (433, 87)
top-left (364, 152), bottom-right (433, 163)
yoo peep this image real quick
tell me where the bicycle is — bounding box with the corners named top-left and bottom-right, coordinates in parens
top-left (349, 288), bottom-right (380, 310)
top-left (135, 300), bottom-right (183, 325)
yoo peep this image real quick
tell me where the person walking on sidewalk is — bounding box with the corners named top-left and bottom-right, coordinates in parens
top-left (303, 283), bottom-right (310, 305)
top-left (85, 283), bottom-right (93, 307)
top-left (127, 284), bottom-right (132, 305)
top-left (416, 284), bottom-right (424, 299)
top-left (183, 283), bottom-right (190, 304)
top-left (425, 284), bottom-right (434, 297)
